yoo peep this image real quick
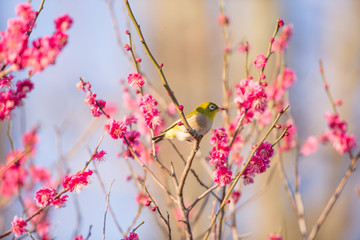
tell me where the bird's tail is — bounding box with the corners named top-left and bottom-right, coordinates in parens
top-left (152, 133), bottom-right (165, 143)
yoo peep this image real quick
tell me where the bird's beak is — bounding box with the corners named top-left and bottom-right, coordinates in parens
top-left (219, 106), bottom-right (226, 111)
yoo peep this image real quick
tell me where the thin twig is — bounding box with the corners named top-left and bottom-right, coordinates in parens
top-left (277, 154), bottom-right (297, 215)
top-left (6, 120), bottom-right (14, 151)
top-left (27, 0), bottom-right (46, 36)
top-left (234, 160), bottom-right (277, 212)
top-left (86, 225), bottom-right (93, 239)
top-left (104, 0), bottom-right (132, 61)
top-left (257, 18), bottom-right (282, 83)
top-left (228, 110), bottom-right (247, 149)
top-left (307, 155), bottom-right (359, 240)
top-left (139, 181), bottom-right (172, 239)
top-left (218, 0), bottom-right (231, 129)
top-left (294, 148), bottom-right (308, 239)
top-left (188, 185), bottom-right (219, 212)
top-left (124, 205), bottom-right (143, 237)
top-left (102, 179), bottom-right (115, 240)
top-left (26, 230), bottom-right (35, 240)
top-left (132, 221), bottom-right (145, 233)
top-left (123, 137), bottom-right (177, 203)
top-left (319, 60), bottom-right (338, 114)
top-left (93, 163), bottom-right (124, 234)
top-left (244, 41), bottom-right (249, 79)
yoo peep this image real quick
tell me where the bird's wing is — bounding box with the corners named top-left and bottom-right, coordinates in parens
top-left (161, 112), bottom-right (197, 133)
top-left (161, 118), bottom-right (182, 133)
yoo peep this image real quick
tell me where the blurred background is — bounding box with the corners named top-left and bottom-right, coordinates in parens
top-left (1, 0), bottom-right (360, 239)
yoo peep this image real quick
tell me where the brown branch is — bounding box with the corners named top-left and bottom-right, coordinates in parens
top-left (177, 137), bottom-right (202, 240)
top-left (168, 141), bottom-right (221, 202)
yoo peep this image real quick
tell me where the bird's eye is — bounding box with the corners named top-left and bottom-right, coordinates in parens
top-left (209, 104), bottom-right (216, 110)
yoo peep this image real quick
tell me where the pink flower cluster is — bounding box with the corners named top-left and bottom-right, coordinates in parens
top-left (279, 120), bottom-right (297, 152)
top-left (77, 80), bottom-right (108, 118)
top-left (271, 24), bottom-right (293, 52)
top-left (234, 79), bottom-right (267, 111)
top-left (122, 130), bottom-right (141, 158)
top-left (11, 216), bottom-right (27, 237)
top-left (237, 42), bottom-right (250, 53)
top-left (234, 79), bottom-right (267, 124)
top-left (321, 112), bottom-right (357, 154)
top-left (85, 92), bottom-right (106, 117)
top-left (0, 150), bottom-right (28, 198)
top-left (300, 136), bottom-right (318, 156)
top-left (218, 14), bottom-right (230, 25)
top-left (22, 125), bottom-right (38, 156)
top-left (269, 233), bottom-right (282, 240)
top-left (106, 84), bottom-right (154, 164)
top-left (121, 232), bottom-right (139, 240)
top-left (128, 73), bottom-right (145, 89)
top-left (0, 3), bottom-right (72, 73)
top-left (209, 128), bottom-right (230, 166)
top-left (0, 128), bottom-right (50, 199)
top-left (139, 94), bottom-right (161, 129)
top-left (267, 68), bottom-right (296, 102)
top-left (242, 142), bottom-right (274, 184)
top-left (92, 150), bottom-right (107, 162)
top-left (209, 128), bottom-right (232, 186)
top-left (104, 118), bottom-right (127, 139)
top-left (254, 54), bottom-right (267, 70)
top-left (0, 78), bottom-right (34, 120)
top-left (135, 192), bottom-right (151, 206)
top-left (35, 186), bottom-right (68, 208)
top-left (0, 3), bottom-right (35, 66)
top-left (62, 169), bottom-right (93, 193)
top-left (29, 165), bottom-right (51, 185)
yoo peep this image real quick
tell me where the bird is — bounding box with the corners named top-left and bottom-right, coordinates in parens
top-left (152, 102), bottom-right (225, 143)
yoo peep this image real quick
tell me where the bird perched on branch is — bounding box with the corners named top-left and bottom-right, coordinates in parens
top-left (152, 102), bottom-right (225, 143)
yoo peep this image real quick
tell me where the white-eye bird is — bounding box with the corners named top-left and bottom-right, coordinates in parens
top-left (153, 102), bottom-right (225, 143)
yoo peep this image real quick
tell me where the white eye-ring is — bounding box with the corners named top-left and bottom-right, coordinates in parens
top-left (209, 104), bottom-right (216, 110)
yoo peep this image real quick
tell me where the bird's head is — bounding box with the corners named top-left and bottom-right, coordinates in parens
top-left (196, 102), bottom-right (225, 121)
